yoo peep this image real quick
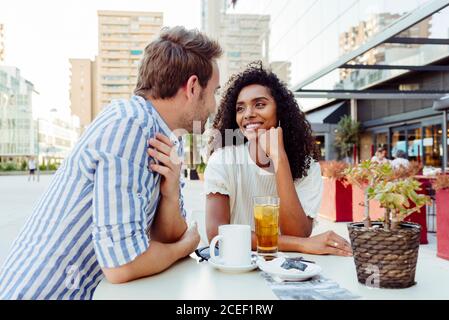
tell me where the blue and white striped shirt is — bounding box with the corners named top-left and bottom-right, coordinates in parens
top-left (0, 95), bottom-right (186, 300)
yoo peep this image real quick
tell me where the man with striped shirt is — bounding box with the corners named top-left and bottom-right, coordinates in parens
top-left (0, 26), bottom-right (222, 299)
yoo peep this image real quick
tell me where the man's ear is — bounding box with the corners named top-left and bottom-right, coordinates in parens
top-left (185, 75), bottom-right (199, 100)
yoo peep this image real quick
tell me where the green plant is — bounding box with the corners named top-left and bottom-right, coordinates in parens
top-left (184, 133), bottom-right (193, 146)
top-left (48, 163), bottom-right (59, 171)
top-left (21, 160), bottom-right (27, 171)
top-left (345, 159), bottom-right (429, 230)
top-left (3, 162), bottom-right (17, 171)
top-left (196, 162), bottom-right (206, 174)
top-left (39, 164), bottom-right (47, 171)
top-left (334, 115), bottom-right (361, 160)
top-left (368, 178), bottom-right (429, 231)
top-left (344, 159), bottom-right (393, 227)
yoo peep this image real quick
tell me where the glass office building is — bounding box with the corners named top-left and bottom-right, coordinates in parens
top-left (232, 0), bottom-right (449, 169)
top-left (0, 66), bottom-right (37, 162)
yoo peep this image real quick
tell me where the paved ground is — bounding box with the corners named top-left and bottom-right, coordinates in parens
top-left (0, 174), bottom-right (439, 266)
top-left (0, 175), bottom-right (208, 264)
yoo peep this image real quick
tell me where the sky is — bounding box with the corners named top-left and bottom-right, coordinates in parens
top-left (0, 0), bottom-right (201, 117)
top-left (2, 0), bottom-right (446, 115)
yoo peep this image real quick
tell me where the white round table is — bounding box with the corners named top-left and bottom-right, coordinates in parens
top-left (93, 246), bottom-right (449, 300)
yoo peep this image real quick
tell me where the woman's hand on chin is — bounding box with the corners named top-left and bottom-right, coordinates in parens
top-left (258, 127), bottom-right (286, 164)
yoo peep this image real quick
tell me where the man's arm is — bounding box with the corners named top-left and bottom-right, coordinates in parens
top-left (151, 194), bottom-right (187, 243)
top-left (102, 224), bottom-right (199, 284)
top-left (89, 119), bottom-right (199, 284)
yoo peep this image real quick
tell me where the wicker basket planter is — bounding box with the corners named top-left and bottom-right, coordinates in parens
top-left (352, 183), bottom-right (428, 244)
top-left (348, 221), bottom-right (421, 289)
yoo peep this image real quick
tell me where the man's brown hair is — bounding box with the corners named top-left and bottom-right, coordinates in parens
top-left (134, 26), bottom-right (222, 99)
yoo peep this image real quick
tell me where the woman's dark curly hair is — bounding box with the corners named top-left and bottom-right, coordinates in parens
top-left (209, 61), bottom-right (319, 180)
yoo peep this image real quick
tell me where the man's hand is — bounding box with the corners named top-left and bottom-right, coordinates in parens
top-left (147, 133), bottom-right (182, 200)
top-left (299, 231), bottom-right (353, 257)
top-left (179, 221), bottom-right (201, 257)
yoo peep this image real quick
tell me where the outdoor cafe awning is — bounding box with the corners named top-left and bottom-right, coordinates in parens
top-left (305, 101), bottom-right (347, 124)
top-left (292, 0), bottom-right (449, 103)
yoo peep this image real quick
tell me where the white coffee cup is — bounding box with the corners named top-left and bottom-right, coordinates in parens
top-left (209, 224), bottom-right (252, 267)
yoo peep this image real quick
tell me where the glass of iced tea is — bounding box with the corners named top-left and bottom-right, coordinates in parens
top-left (253, 196), bottom-right (280, 257)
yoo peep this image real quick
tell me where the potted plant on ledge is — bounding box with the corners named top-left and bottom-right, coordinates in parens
top-left (346, 162), bottom-right (430, 288)
top-left (196, 161), bottom-right (206, 181)
top-left (432, 174), bottom-right (449, 260)
top-left (345, 160), bottom-right (392, 225)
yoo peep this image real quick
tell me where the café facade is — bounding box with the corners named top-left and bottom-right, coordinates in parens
top-left (298, 0), bottom-right (449, 170)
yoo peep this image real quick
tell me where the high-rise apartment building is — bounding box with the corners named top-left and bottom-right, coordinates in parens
top-left (270, 61), bottom-right (291, 87)
top-left (70, 11), bottom-right (163, 124)
top-left (219, 13), bottom-right (270, 83)
top-left (96, 10), bottom-right (163, 115)
top-left (197, 1), bottom-right (270, 167)
top-left (201, 0), bottom-right (270, 85)
top-left (201, 0), bottom-right (225, 40)
top-left (339, 14), bottom-right (431, 81)
top-left (69, 59), bottom-right (94, 133)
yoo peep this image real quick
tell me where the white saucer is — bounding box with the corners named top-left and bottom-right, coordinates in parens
top-left (256, 257), bottom-right (322, 281)
top-left (208, 258), bottom-right (258, 274)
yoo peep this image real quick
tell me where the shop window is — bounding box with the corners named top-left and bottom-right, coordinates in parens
top-left (423, 124), bottom-right (442, 167)
top-left (314, 135), bottom-right (325, 160)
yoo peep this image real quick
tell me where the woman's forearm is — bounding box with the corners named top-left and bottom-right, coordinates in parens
top-left (251, 232), bottom-right (304, 252)
top-left (274, 153), bottom-right (312, 237)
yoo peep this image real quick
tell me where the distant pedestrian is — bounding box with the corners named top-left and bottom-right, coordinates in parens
top-left (28, 157), bottom-right (36, 182)
top-left (391, 149), bottom-right (410, 169)
top-left (371, 146), bottom-right (389, 164)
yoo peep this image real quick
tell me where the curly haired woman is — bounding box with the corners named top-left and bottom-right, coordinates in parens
top-left (205, 62), bottom-right (352, 256)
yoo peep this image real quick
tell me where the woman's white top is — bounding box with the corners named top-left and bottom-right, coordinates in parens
top-left (204, 143), bottom-right (323, 231)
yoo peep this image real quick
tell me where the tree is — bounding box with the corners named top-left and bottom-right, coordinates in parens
top-left (334, 115), bottom-right (361, 161)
